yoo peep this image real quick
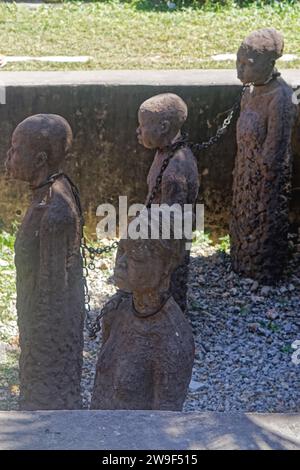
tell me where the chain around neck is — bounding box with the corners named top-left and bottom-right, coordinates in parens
top-left (252, 69), bottom-right (280, 88)
top-left (131, 292), bottom-right (172, 319)
top-left (30, 171), bottom-right (64, 191)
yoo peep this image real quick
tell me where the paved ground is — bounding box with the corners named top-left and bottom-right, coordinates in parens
top-left (0, 411), bottom-right (299, 450)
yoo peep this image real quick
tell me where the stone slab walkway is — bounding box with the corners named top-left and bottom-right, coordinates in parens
top-left (0, 411), bottom-right (299, 450)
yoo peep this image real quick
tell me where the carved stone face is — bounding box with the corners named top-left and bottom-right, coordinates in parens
top-left (5, 129), bottom-right (47, 182)
top-left (136, 109), bottom-right (171, 149)
top-left (236, 47), bottom-right (275, 85)
top-left (114, 239), bottom-right (168, 293)
top-left (136, 94), bottom-right (187, 150)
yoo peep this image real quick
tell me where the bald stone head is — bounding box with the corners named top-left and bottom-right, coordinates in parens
top-left (6, 114), bottom-right (73, 184)
top-left (137, 93), bottom-right (188, 149)
top-left (237, 28), bottom-right (284, 85)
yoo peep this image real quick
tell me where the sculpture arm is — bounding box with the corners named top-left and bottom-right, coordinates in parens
top-left (259, 90), bottom-right (296, 241)
top-left (261, 93), bottom-right (295, 181)
top-left (37, 211), bottom-right (73, 318)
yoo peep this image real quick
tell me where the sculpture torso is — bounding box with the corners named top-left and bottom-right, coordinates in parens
top-left (91, 294), bottom-right (194, 411)
top-left (146, 147), bottom-right (199, 206)
top-left (15, 202), bottom-right (44, 320)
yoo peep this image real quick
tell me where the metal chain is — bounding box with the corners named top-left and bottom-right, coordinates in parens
top-left (82, 238), bottom-right (119, 270)
top-left (80, 237), bottom-right (120, 338)
top-left (146, 137), bottom-right (189, 207)
top-left (32, 172), bottom-right (102, 337)
top-left (146, 85), bottom-right (248, 206)
top-left (81, 241), bottom-right (93, 335)
top-left (83, 140), bottom-right (190, 338)
top-left (189, 84), bottom-right (248, 153)
top-left (85, 288), bottom-right (131, 340)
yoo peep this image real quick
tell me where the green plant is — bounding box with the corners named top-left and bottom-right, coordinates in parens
top-left (192, 230), bottom-right (213, 246)
top-left (267, 321), bottom-right (280, 332)
top-left (281, 344), bottom-right (294, 354)
top-left (239, 304), bottom-right (251, 316)
top-left (0, 229), bottom-right (17, 339)
top-left (0, 349), bottom-right (19, 411)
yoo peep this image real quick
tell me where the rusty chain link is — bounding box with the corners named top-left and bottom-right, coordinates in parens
top-left (189, 84), bottom-right (248, 153)
top-left (146, 137), bottom-right (190, 207)
top-left (146, 85), bottom-right (248, 206)
top-left (80, 237), bottom-right (120, 337)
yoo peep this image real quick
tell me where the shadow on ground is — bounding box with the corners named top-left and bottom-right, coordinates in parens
top-left (0, 409), bottom-right (299, 450)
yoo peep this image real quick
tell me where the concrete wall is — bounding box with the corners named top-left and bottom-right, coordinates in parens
top-left (0, 70), bottom-right (299, 237)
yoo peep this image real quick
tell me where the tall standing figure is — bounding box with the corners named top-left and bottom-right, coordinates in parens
top-left (5, 114), bottom-right (85, 410)
top-left (230, 29), bottom-right (297, 283)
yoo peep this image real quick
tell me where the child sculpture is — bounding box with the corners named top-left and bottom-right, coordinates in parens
top-left (91, 210), bottom-right (195, 411)
top-left (5, 114), bottom-right (84, 410)
top-left (230, 29), bottom-right (297, 283)
top-left (137, 93), bottom-right (199, 312)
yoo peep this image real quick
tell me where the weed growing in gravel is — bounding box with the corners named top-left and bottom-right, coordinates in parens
top-left (192, 230), bottom-right (213, 246)
top-left (217, 234), bottom-right (230, 253)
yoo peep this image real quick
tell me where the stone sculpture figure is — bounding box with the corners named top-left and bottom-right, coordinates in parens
top-left (137, 93), bottom-right (199, 312)
top-left (230, 28), bottom-right (297, 283)
top-left (5, 114), bottom-right (84, 410)
top-left (91, 210), bottom-right (195, 411)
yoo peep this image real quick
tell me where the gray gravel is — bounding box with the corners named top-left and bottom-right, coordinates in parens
top-left (1, 235), bottom-right (299, 412)
top-left (82, 235), bottom-right (300, 412)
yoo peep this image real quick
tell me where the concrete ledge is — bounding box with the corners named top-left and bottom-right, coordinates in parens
top-left (1, 69), bottom-right (300, 87)
top-left (0, 411), bottom-right (299, 450)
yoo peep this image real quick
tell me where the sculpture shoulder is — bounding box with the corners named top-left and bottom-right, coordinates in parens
top-left (101, 292), bottom-right (132, 341)
top-left (160, 297), bottom-right (194, 336)
top-left (267, 80), bottom-right (297, 123)
top-left (270, 80), bottom-right (294, 103)
top-left (40, 191), bottom-right (78, 236)
top-left (44, 178), bottom-right (80, 225)
top-left (102, 291), bottom-right (131, 320)
top-left (242, 80), bottom-right (294, 103)
top-left (276, 78), bottom-right (294, 96)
